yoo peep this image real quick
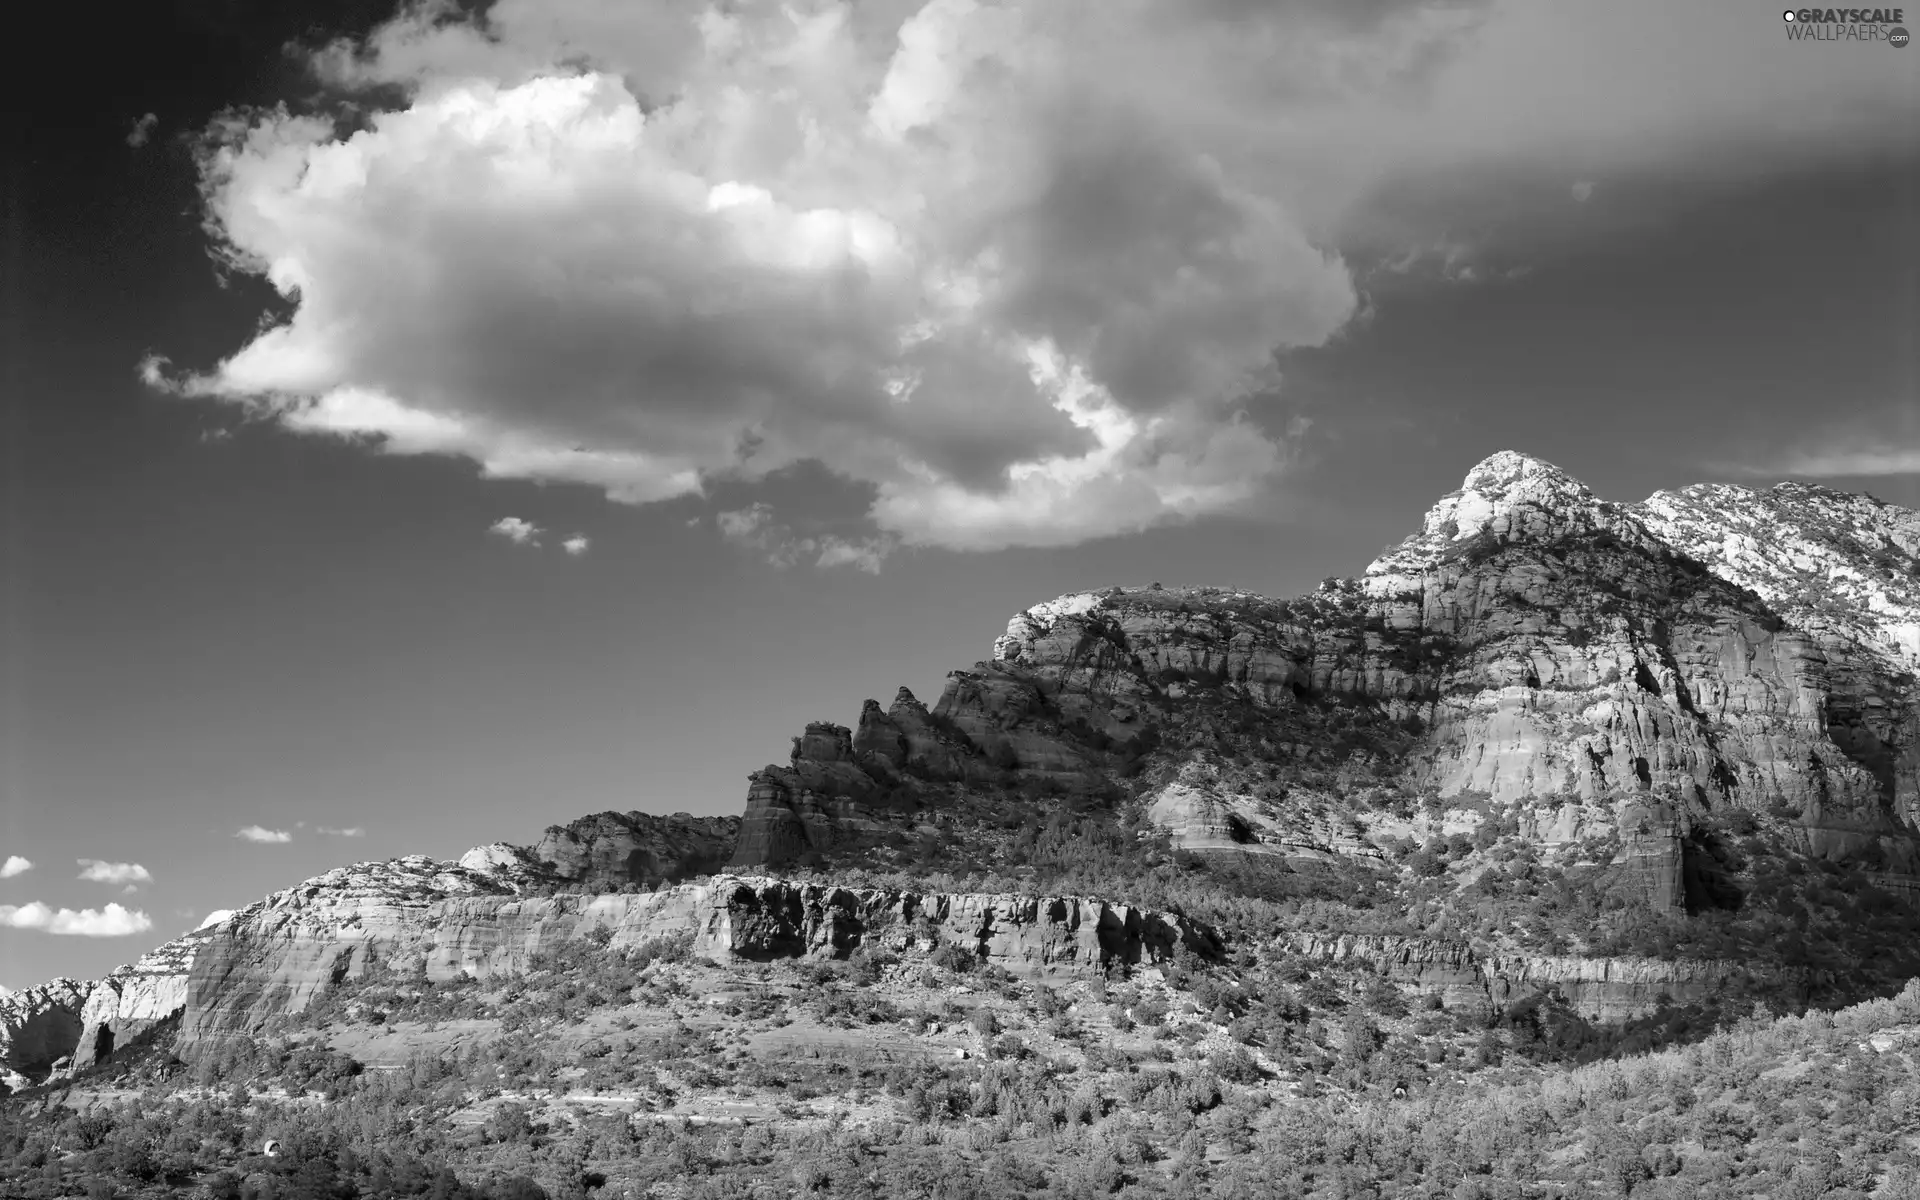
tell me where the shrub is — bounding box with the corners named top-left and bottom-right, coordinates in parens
top-left (931, 942), bottom-right (978, 974)
top-left (1209, 1047), bottom-right (1267, 1084)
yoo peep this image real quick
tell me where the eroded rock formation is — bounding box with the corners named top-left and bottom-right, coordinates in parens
top-left (729, 452), bottom-right (1918, 877)
top-left (529, 810), bottom-right (740, 889)
top-left (1281, 932), bottom-right (1783, 1024)
top-left (177, 867), bottom-right (1219, 1058)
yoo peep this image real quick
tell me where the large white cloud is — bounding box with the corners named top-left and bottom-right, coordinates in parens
top-left (153, 0), bottom-right (1916, 558)
top-left (0, 856), bottom-right (30, 880)
top-left (0, 902), bottom-right (154, 938)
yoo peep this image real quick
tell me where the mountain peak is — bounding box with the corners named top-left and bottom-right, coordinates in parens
top-left (1638, 476), bottom-right (1920, 669)
top-left (1367, 451), bottom-right (1630, 583)
top-left (1457, 449), bottom-right (1584, 495)
top-left (1442, 451), bottom-right (1600, 531)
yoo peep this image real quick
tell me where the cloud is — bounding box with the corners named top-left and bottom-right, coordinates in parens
top-left (196, 909), bottom-right (237, 931)
top-left (235, 825), bottom-right (293, 844)
top-left (127, 112), bottom-right (159, 148)
top-left (316, 825), bottom-right (365, 837)
top-left (1570, 180), bottom-right (1594, 203)
top-left (0, 856), bottom-right (30, 879)
top-left (0, 902), bottom-right (154, 937)
top-left (76, 860), bottom-right (153, 887)
top-left (1763, 448), bottom-right (1920, 478)
top-left (717, 502), bottom-right (893, 572)
top-left (488, 516), bottom-right (543, 545)
top-left (152, 0), bottom-right (1916, 556)
top-left (561, 534), bottom-right (590, 556)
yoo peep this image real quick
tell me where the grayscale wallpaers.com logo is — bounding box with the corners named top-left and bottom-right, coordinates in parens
top-left (1782, 7), bottom-right (1910, 43)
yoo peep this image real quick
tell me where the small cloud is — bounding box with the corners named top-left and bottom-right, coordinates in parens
top-left (1571, 180), bottom-right (1595, 203)
top-left (137, 353), bottom-right (174, 390)
top-left (1367, 239), bottom-right (1486, 285)
top-left (0, 856), bottom-right (31, 879)
top-left (488, 516), bottom-right (543, 546)
top-left (715, 504), bottom-right (773, 545)
top-left (1769, 448), bottom-right (1920, 477)
top-left (76, 859), bottom-right (153, 887)
top-left (1722, 429), bottom-right (1920, 478)
top-left (812, 537), bottom-right (894, 575)
top-left (195, 909), bottom-right (236, 931)
top-left (199, 427), bottom-right (234, 444)
top-left (716, 504), bottom-right (893, 573)
top-left (561, 534), bottom-right (590, 556)
top-left (0, 901), bottom-right (153, 937)
top-left (235, 825), bottom-right (292, 844)
top-left (317, 826), bottom-right (365, 838)
top-left (126, 112), bottom-right (158, 148)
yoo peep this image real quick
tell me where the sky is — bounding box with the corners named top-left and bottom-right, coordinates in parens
top-left (1, 0), bottom-right (1915, 990)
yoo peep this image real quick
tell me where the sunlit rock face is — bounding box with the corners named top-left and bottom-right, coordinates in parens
top-left (729, 452), bottom-right (1917, 880)
top-left (1280, 931), bottom-right (1782, 1024)
top-left (2, 920), bottom-right (231, 1087)
top-left (0, 980), bottom-right (88, 1088)
top-left (175, 869), bottom-right (1219, 1059)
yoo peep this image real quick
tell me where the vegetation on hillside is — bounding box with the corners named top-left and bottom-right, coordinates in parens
top-left (6, 935), bottom-right (1919, 1199)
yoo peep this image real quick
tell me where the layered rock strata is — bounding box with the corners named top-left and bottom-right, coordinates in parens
top-left (733, 452), bottom-right (1919, 876)
top-left (527, 810), bottom-right (740, 889)
top-left (1281, 932), bottom-right (1782, 1023)
top-left (178, 867), bottom-right (1220, 1057)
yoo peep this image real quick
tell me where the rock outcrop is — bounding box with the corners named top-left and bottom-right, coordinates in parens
top-left (0, 917), bottom-right (232, 1089)
top-left (178, 867), bottom-right (1219, 1058)
top-left (0, 814), bottom-right (740, 1087)
top-left (529, 810), bottom-right (740, 889)
top-left (727, 452), bottom-right (1918, 880)
top-left (1281, 932), bottom-right (1783, 1023)
top-left (0, 979), bottom-right (89, 1090)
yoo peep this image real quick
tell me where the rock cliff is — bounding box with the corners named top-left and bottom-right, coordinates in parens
top-left (178, 866), bottom-right (1219, 1057)
top-left (526, 810), bottom-right (740, 889)
top-left (731, 452), bottom-right (1919, 881)
top-left (0, 919), bottom-right (228, 1090)
top-left (0, 979), bottom-right (88, 1090)
top-left (1280, 931), bottom-right (1785, 1024)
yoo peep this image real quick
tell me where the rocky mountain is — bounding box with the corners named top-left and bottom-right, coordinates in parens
top-left (735, 451), bottom-right (1917, 877)
top-left (0, 809), bottom-right (736, 1091)
top-left (5, 451), bottom-right (1917, 1097)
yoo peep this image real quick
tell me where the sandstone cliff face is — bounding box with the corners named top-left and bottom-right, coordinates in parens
top-left (0, 918), bottom-right (229, 1088)
top-left (731, 452), bottom-right (1915, 875)
top-left (0, 979), bottom-right (88, 1089)
top-left (1280, 932), bottom-right (1783, 1023)
top-left (177, 865), bottom-right (1218, 1057)
top-left (1, 813), bottom-right (745, 1085)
